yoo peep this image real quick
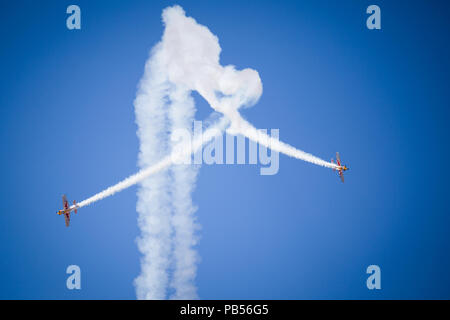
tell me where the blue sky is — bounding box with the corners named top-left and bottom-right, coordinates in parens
top-left (0, 0), bottom-right (449, 299)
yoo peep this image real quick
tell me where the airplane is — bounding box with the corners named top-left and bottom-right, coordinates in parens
top-left (331, 152), bottom-right (349, 183)
top-left (57, 194), bottom-right (79, 227)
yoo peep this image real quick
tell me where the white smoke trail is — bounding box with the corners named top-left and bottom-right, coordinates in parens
top-left (167, 86), bottom-right (199, 299)
top-left (228, 115), bottom-right (336, 169)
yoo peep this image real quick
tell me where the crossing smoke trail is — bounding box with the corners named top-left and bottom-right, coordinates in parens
top-left (75, 6), bottom-right (339, 211)
top-left (76, 118), bottom-right (228, 300)
top-left (74, 5), bottom-right (338, 299)
top-left (75, 6), bottom-right (342, 210)
top-left (76, 118), bottom-right (229, 209)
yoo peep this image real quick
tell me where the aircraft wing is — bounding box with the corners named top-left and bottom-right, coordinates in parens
top-left (339, 171), bottom-right (345, 183)
top-left (64, 213), bottom-right (70, 227)
top-left (336, 152), bottom-right (341, 166)
top-left (62, 195), bottom-right (69, 209)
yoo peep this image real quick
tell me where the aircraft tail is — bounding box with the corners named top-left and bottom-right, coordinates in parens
top-left (73, 200), bottom-right (77, 214)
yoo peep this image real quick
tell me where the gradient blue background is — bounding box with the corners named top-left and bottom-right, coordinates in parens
top-left (0, 0), bottom-right (449, 299)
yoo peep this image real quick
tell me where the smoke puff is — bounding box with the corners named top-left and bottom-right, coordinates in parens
top-left (160, 5), bottom-right (263, 116)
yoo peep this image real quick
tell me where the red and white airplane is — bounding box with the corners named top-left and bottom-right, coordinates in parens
top-left (331, 152), bottom-right (349, 183)
top-left (57, 195), bottom-right (79, 227)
